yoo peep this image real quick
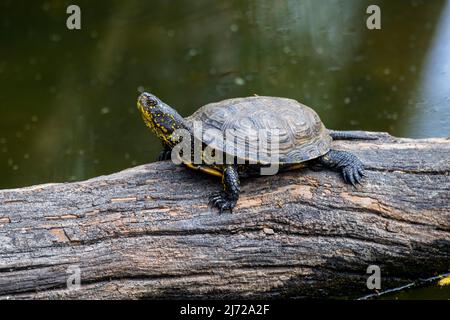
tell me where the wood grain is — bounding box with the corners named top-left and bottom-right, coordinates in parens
top-left (0, 132), bottom-right (449, 299)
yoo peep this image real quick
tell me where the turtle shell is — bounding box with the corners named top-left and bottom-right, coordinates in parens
top-left (185, 96), bottom-right (332, 164)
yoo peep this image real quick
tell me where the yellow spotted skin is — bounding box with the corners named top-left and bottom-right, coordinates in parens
top-left (137, 100), bottom-right (181, 147)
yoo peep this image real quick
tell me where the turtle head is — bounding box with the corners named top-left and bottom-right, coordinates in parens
top-left (137, 92), bottom-right (189, 146)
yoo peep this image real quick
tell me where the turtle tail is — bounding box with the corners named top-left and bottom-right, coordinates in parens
top-left (328, 129), bottom-right (379, 141)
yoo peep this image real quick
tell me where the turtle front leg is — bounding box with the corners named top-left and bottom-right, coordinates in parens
top-left (157, 143), bottom-right (172, 161)
top-left (209, 165), bottom-right (240, 213)
top-left (317, 149), bottom-right (365, 186)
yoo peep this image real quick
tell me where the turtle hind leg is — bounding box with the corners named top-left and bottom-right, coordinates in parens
top-left (328, 130), bottom-right (378, 140)
top-left (209, 165), bottom-right (240, 213)
top-left (317, 149), bottom-right (365, 186)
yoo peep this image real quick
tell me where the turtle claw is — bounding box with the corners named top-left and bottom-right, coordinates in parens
top-left (208, 192), bottom-right (236, 213)
top-left (342, 164), bottom-right (365, 187)
top-left (208, 192), bottom-right (222, 206)
top-left (358, 167), bottom-right (366, 177)
top-left (213, 198), bottom-right (224, 207)
top-left (157, 150), bottom-right (171, 161)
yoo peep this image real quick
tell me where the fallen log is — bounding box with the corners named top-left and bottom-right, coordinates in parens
top-left (0, 132), bottom-right (449, 299)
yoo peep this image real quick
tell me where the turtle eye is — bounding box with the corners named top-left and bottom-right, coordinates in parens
top-left (147, 98), bottom-right (158, 107)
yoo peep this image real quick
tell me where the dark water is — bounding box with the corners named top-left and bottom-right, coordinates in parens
top-left (0, 0), bottom-right (449, 298)
top-left (380, 283), bottom-right (450, 300)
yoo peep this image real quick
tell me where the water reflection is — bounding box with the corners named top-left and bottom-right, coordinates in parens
top-left (415, 0), bottom-right (450, 137)
top-left (0, 0), bottom-right (449, 189)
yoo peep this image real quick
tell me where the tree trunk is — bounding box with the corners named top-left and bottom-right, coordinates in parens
top-left (0, 132), bottom-right (449, 299)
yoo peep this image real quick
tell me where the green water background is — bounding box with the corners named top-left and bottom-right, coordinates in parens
top-left (0, 0), bottom-right (449, 299)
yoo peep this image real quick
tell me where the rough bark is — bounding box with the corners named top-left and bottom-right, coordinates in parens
top-left (0, 132), bottom-right (449, 299)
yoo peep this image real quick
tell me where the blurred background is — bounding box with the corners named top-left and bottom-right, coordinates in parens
top-left (1, 0), bottom-right (450, 189)
top-left (0, 0), bottom-right (449, 299)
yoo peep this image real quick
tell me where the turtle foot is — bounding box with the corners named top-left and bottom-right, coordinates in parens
top-left (318, 149), bottom-right (366, 187)
top-left (342, 162), bottom-right (365, 187)
top-left (208, 191), bottom-right (237, 214)
top-left (157, 150), bottom-right (172, 161)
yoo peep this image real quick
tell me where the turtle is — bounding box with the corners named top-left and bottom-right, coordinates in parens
top-left (137, 92), bottom-right (375, 213)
